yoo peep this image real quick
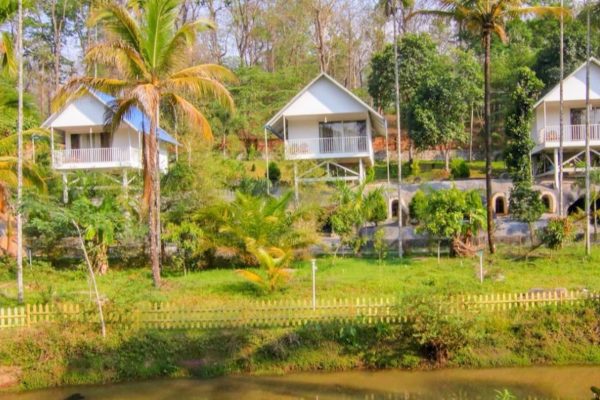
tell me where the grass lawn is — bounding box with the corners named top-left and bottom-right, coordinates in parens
top-left (1, 244), bottom-right (599, 308)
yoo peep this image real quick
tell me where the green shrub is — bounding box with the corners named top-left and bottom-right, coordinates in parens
top-left (409, 189), bottom-right (427, 222)
top-left (267, 161), bottom-right (281, 184)
top-left (373, 228), bottom-right (387, 264)
top-left (450, 158), bottom-right (470, 179)
top-left (411, 159), bottom-right (421, 176)
top-left (407, 299), bottom-right (473, 366)
top-left (539, 217), bottom-right (572, 250)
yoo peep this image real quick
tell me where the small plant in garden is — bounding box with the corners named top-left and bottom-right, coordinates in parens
top-left (539, 217), bottom-right (572, 250)
top-left (373, 228), bottom-right (387, 264)
top-left (494, 389), bottom-right (516, 400)
top-left (450, 158), bottom-right (470, 179)
top-left (163, 221), bottom-right (207, 274)
top-left (235, 245), bottom-right (292, 293)
top-left (267, 161), bottom-right (281, 184)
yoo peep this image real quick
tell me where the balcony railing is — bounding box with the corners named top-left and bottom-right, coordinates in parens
top-left (542, 124), bottom-right (600, 143)
top-left (53, 147), bottom-right (142, 169)
top-left (285, 136), bottom-right (369, 158)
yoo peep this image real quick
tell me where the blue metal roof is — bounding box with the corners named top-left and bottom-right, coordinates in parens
top-left (91, 90), bottom-right (178, 145)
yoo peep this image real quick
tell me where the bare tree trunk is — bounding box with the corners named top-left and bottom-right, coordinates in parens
top-left (585, 6), bottom-right (592, 255)
top-left (558, 0), bottom-right (564, 216)
top-left (393, 7), bottom-right (403, 258)
top-left (483, 30), bottom-right (495, 254)
top-left (314, 4), bottom-right (328, 73)
top-left (469, 105), bottom-right (474, 162)
top-left (73, 221), bottom-right (106, 338)
top-left (16, 0), bottom-right (24, 303)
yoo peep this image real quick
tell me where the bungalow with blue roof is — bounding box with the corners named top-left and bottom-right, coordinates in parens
top-left (42, 89), bottom-right (177, 174)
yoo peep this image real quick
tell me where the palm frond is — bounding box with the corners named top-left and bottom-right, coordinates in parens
top-left (159, 18), bottom-right (216, 75)
top-left (141, 0), bottom-right (180, 70)
top-left (170, 64), bottom-right (238, 84)
top-left (163, 93), bottom-right (213, 140)
top-left (85, 41), bottom-right (150, 80)
top-left (52, 78), bottom-right (128, 111)
top-left (0, 32), bottom-right (15, 76)
top-left (163, 76), bottom-right (235, 112)
top-left (89, 0), bottom-right (143, 53)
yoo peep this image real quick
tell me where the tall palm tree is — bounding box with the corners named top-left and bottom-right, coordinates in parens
top-left (419, 0), bottom-right (565, 253)
top-left (54, 0), bottom-right (236, 287)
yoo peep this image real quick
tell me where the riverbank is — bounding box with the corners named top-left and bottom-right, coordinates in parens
top-left (1, 302), bottom-right (600, 392)
top-left (2, 365), bottom-right (600, 399)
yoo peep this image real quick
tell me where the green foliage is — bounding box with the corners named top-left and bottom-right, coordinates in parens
top-left (409, 54), bottom-right (475, 156)
top-left (539, 217), bottom-right (573, 250)
top-left (509, 183), bottom-right (544, 224)
top-left (368, 33), bottom-right (438, 112)
top-left (450, 158), bottom-right (470, 179)
top-left (330, 180), bottom-right (384, 256)
top-left (495, 389), bottom-right (517, 400)
top-left (408, 299), bottom-right (473, 365)
top-left (364, 189), bottom-right (387, 225)
top-left (373, 228), bottom-right (387, 264)
top-left (235, 245), bottom-right (292, 293)
top-left (409, 190), bottom-right (427, 223)
top-left (24, 183), bottom-right (127, 273)
top-left (163, 221), bottom-right (207, 273)
top-left (504, 67), bottom-right (543, 184)
top-left (202, 191), bottom-right (317, 265)
top-left (267, 161), bottom-right (281, 184)
top-left (412, 187), bottom-right (486, 248)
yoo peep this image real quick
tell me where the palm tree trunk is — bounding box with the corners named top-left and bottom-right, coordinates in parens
top-left (145, 114), bottom-right (160, 288)
top-left (16, 0), bottom-right (24, 303)
top-left (483, 30), bottom-right (495, 254)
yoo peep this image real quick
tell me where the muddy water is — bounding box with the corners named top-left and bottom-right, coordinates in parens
top-left (1, 366), bottom-right (599, 399)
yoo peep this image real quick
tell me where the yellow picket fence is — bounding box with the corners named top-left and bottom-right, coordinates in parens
top-left (0, 290), bottom-right (598, 330)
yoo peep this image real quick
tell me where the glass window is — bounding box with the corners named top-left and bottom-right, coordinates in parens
top-left (318, 120), bottom-right (367, 153)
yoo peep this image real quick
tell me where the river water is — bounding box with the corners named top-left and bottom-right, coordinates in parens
top-left (1, 366), bottom-right (599, 399)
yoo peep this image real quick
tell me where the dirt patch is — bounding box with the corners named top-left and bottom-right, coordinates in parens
top-left (0, 366), bottom-right (21, 388)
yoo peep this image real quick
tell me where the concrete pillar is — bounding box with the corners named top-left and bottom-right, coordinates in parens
top-left (122, 170), bottom-right (129, 199)
top-left (553, 148), bottom-right (559, 189)
top-left (359, 158), bottom-right (364, 183)
top-left (62, 173), bottom-right (68, 204)
top-left (293, 162), bottom-right (299, 205)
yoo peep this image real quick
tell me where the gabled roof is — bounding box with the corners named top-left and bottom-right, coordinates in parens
top-left (534, 57), bottom-right (600, 108)
top-left (42, 89), bottom-right (178, 145)
top-left (265, 72), bottom-right (386, 138)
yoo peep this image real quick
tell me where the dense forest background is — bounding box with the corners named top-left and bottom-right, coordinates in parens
top-left (1, 0), bottom-right (599, 155)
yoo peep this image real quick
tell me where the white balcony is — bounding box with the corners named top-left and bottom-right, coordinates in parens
top-left (52, 147), bottom-right (142, 171)
top-left (285, 136), bottom-right (370, 160)
top-left (540, 124), bottom-right (600, 146)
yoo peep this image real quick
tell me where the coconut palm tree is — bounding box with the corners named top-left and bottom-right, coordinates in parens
top-left (53, 0), bottom-right (236, 287)
top-left (419, 0), bottom-right (565, 253)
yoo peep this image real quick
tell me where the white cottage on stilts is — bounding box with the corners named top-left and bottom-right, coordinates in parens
top-left (532, 58), bottom-right (600, 187)
top-left (264, 73), bottom-right (386, 199)
top-left (42, 89), bottom-right (177, 201)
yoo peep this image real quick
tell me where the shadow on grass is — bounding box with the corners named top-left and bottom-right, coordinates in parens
top-left (218, 281), bottom-right (264, 297)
